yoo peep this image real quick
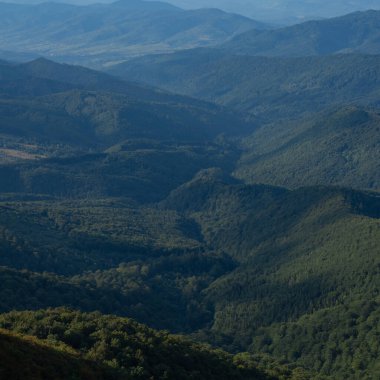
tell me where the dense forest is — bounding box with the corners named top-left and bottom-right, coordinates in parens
top-left (0, 2), bottom-right (379, 379)
top-left (0, 309), bottom-right (312, 380)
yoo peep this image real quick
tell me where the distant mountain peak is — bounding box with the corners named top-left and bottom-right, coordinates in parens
top-left (110, 0), bottom-right (180, 11)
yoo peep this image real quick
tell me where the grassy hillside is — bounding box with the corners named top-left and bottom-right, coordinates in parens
top-left (223, 10), bottom-right (380, 57)
top-left (0, 309), bottom-right (279, 380)
top-left (0, 328), bottom-right (110, 380)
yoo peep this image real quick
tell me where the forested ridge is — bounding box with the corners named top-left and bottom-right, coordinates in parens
top-left (0, 9), bottom-right (380, 378)
top-left (0, 309), bottom-right (294, 380)
top-left (0, 173), bottom-right (379, 378)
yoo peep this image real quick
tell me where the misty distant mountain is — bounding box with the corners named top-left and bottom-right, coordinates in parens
top-left (3, 0), bottom-right (380, 23)
top-left (223, 10), bottom-right (380, 56)
top-left (0, 0), bottom-right (265, 67)
top-left (153, 0), bottom-right (380, 24)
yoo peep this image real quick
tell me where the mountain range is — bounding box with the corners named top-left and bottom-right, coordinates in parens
top-left (0, 0), bottom-right (265, 67)
top-left (0, 3), bottom-right (379, 379)
top-left (110, 50), bottom-right (380, 121)
top-left (0, 58), bottom-right (252, 146)
top-left (222, 10), bottom-right (380, 56)
top-left (155, 0), bottom-right (380, 23)
top-left (3, 0), bottom-right (380, 24)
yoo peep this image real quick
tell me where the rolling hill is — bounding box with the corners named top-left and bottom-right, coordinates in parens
top-left (163, 173), bottom-right (380, 378)
top-left (235, 106), bottom-right (380, 190)
top-left (0, 169), bottom-right (379, 378)
top-left (0, 11), bottom-right (379, 379)
top-left (110, 50), bottom-right (380, 121)
top-left (155, 0), bottom-right (380, 23)
top-left (0, 58), bottom-right (253, 152)
top-left (0, 309), bottom-right (279, 380)
top-left (0, 0), bottom-right (265, 67)
top-left (222, 10), bottom-right (380, 57)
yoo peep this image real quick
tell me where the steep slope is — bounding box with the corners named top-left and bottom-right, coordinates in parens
top-left (223, 10), bottom-right (380, 57)
top-left (249, 300), bottom-right (380, 379)
top-left (0, 168), bottom-right (379, 377)
top-left (110, 50), bottom-right (380, 121)
top-left (163, 173), bottom-right (380, 378)
top-left (0, 1), bottom-right (263, 67)
top-left (235, 107), bottom-right (380, 190)
top-left (0, 328), bottom-right (109, 380)
top-left (0, 309), bottom-right (275, 380)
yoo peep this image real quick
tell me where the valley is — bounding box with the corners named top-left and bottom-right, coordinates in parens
top-left (0, 1), bottom-right (379, 379)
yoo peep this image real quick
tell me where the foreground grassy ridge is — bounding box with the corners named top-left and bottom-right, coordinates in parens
top-left (0, 308), bottom-right (282, 380)
top-left (0, 328), bottom-right (108, 380)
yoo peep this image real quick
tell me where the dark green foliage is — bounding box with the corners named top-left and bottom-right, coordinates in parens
top-left (1, 170), bottom-right (380, 377)
top-left (235, 106), bottom-right (380, 190)
top-left (0, 27), bottom-right (379, 380)
top-left (0, 142), bottom-right (239, 200)
top-left (0, 308), bottom-right (273, 380)
top-left (161, 174), bottom-right (380, 378)
top-left (0, 197), bottom-right (231, 331)
top-left (0, 198), bottom-right (204, 274)
top-left (0, 328), bottom-right (110, 380)
top-left (250, 300), bottom-right (380, 379)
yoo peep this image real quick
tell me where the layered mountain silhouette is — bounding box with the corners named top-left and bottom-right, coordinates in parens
top-left (110, 50), bottom-right (380, 120)
top-left (222, 10), bottom-right (380, 56)
top-left (0, 58), bottom-right (252, 147)
top-left (0, 0), bottom-right (265, 67)
top-left (0, 4), bottom-right (379, 379)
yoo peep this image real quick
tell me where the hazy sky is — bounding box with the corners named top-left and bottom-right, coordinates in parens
top-left (2, 0), bottom-right (380, 22)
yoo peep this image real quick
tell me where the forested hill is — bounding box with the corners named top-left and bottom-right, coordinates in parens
top-left (0, 58), bottom-right (253, 149)
top-left (109, 51), bottom-right (380, 120)
top-left (0, 5), bottom-right (379, 379)
top-left (0, 309), bottom-right (284, 380)
top-left (0, 174), bottom-right (379, 378)
top-left (235, 106), bottom-right (380, 190)
top-left (222, 10), bottom-right (380, 56)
